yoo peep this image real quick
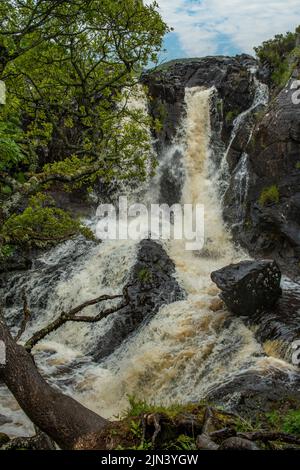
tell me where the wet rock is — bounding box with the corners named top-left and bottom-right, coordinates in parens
top-left (196, 434), bottom-right (219, 450)
top-left (219, 437), bottom-right (260, 450)
top-left (0, 248), bottom-right (32, 273)
top-left (205, 368), bottom-right (300, 421)
top-left (142, 55), bottom-right (256, 154)
top-left (1, 432), bottom-right (56, 450)
top-left (250, 278), bottom-right (300, 364)
top-left (158, 149), bottom-right (185, 206)
top-left (0, 432), bottom-right (10, 446)
top-left (92, 239), bottom-right (185, 361)
top-left (229, 71), bottom-right (300, 277)
top-left (211, 260), bottom-right (282, 316)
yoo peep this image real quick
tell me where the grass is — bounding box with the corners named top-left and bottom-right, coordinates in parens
top-left (137, 268), bottom-right (153, 283)
top-left (283, 410), bottom-right (300, 435)
top-left (259, 185), bottom-right (280, 206)
top-left (225, 110), bottom-right (239, 125)
top-left (266, 409), bottom-right (300, 435)
top-left (78, 397), bottom-right (300, 451)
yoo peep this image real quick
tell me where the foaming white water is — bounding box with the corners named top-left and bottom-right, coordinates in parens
top-left (219, 77), bottom-right (269, 196)
top-left (0, 232), bottom-right (139, 434)
top-left (225, 77), bottom-right (269, 158)
top-left (72, 87), bottom-right (294, 415)
top-left (0, 86), bottom-right (295, 437)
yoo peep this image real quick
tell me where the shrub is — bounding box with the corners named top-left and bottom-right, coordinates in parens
top-left (259, 185), bottom-right (280, 206)
top-left (283, 410), bottom-right (300, 435)
top-left (225, 110), bottom-right (239, 125)
top-left (254, 29), bottom-right (300, 88)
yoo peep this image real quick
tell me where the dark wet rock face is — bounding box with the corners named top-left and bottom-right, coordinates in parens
top-left (0, 248), bottom-right (32, 273)
top-left (158, 149), bottom-right (185, 206)
top-left (211, 260), bottom-right (282, 316)
top-left (92, 240), bottom-right (185, 361)
top-left (251, 278), bottom-right (300, 363)
top-left (205, 368), bottom-right (300, 420)
top-left (143, 52), bottom-right (300, 279)
top-left (228, 71), bottom-right (300, 277)
top-left (142, 55), bottom-right (256, 154)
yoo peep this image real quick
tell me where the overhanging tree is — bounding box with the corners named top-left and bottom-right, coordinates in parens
top-left (0, 0), bottom-right (168, 256)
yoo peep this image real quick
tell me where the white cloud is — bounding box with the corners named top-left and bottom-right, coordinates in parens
top-left (150, 0), bottom-right (300, 57)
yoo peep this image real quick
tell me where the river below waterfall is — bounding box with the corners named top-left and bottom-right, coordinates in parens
top-left (0, 86), bottom-right (298, 438)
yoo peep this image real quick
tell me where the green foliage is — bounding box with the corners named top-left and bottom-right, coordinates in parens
top-left (225, 110), bottom-right (239, 125)
top-left (0, 119), bottom-right (25, 172)
top-left (235, 416), bottom-right (256, 433)
top-left (153, 101), bottom-right (167, 133)
top-left (137, 268), bottom-right (152, 284)
top-left (259, 185), bottom-right (280, 206)
top-left (266, 410), bottom-right (281, 429)
top-left (126, 396), bottom-right (152, 417)
top-left (125, 396), bottom-right (206, 421)
top-left (0, 0), bottom-right (168, 183)
top-left (295, 162), bottom-right (300, 170)
top-left (254, 29), bottom-right (299, 88)
top-left (282, 410), bottom-right (300, 435)
top-left (266, 409), bottom-right (300, 435)
top-left (108, 398), bottom-right (300, 450)
top-left (0, 0), bottom-right (168, 251)
top-left (1, 193), bottom-right (95, 249)
top-left (0, 243), bottom-right (14, 259)
top-left (173, 434), bottom-right (197, 451)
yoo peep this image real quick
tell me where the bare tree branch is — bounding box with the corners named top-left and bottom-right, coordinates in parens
top-left (24, 285), bottom-right (130, 352)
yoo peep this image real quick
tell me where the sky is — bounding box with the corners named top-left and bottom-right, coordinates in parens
top-left (150, 0), bottom-right (300, 63)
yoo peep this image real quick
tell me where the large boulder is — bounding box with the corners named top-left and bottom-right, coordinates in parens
top-left (204, 367), bottom-right (300, 421)
top-left (92, 239), bottom-right (185, 360)
top-left (211, 260), bottom-right (282, 316)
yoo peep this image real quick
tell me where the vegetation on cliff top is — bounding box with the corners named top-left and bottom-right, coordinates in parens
top-left (254, 26), bottom-right (300, 88)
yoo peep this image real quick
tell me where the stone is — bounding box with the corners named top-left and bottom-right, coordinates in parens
top-left (142, 55), bottom-right (256, 154)
top-left (196, 434), bottom-right (219, 450)
top-left (211, 260), bottom-right (282, 316)
top-left (225, 67), bottom-right (300, 277)
top-left (219, 437), bottom-right (260, 450)
top-left (92, 239), bottom-right (186, 361)
top-left (0, 432), bottom-right (10, 446)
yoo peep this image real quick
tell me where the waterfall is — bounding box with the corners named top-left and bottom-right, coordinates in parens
top-left (219, 76), bottom-right (269, 197)
top-left (231, 152), bottom-right (251, 225)
top-left (0, 86), bottom-right (295, 438)
top-left (226, 77), bottom-right (269, 156)
top-left (89, 87), bottom-right (293, 409)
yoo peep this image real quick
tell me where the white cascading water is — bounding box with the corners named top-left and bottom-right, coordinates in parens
top-left (219, 76), bottom-right (269, 197)
top-left (231, 152), bottom-right (251, 225)
top-left (0, 85), bottom-right (296, 438)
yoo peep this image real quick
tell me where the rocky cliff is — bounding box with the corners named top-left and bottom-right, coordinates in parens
top-left (144, 49), bottom-right (300, 279)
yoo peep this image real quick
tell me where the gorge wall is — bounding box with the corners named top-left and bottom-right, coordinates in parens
top-left (144, 51), bottom-right (300, 279)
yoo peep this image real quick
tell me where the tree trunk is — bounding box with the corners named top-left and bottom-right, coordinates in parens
top-left (0, 319), bottom-right (108, 449)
